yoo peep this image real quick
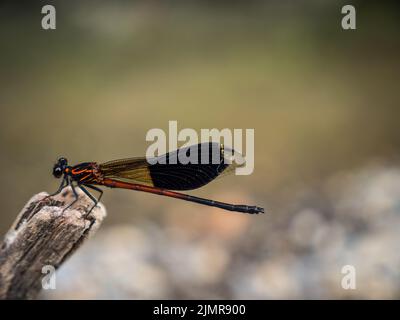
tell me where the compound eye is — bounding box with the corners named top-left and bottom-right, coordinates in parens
top-left (58, 157), bottom-right (68, 166)
top-left (53, 166), bottom-right (63, 178)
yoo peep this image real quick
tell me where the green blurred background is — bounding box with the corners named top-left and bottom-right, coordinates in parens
top-left (1, 0), bottom-right (400, 299)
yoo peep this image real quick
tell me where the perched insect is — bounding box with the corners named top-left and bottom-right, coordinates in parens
top-left (50, 143), bottom-right (264, 214)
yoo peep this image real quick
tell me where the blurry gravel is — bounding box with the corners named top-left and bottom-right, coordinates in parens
top-left (41, 165), bottom-right (400, 299)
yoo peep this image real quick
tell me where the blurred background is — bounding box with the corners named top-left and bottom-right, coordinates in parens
top-left (1, 0), bottom-right (400, 299)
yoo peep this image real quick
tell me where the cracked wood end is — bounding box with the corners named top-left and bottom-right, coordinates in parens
top-left (0, 186), bottom-right (107, 299)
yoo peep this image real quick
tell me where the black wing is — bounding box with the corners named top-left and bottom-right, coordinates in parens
top-left (99, 142), bottom-right (241, 190)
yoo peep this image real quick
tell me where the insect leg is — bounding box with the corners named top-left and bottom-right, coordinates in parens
top-left (78, 184), bottom-right (100, 215)
top-left (33, 176), bottom-right (69, 214)
top-left (49, 177), bottom-right (68, 197)
top-left (63, 177), bottom-right (79, 212)
top-left (83, 184), bottom-right (103, 203)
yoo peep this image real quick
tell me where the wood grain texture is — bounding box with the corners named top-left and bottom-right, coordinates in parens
top-left (0, 186), bottom-right (106, 299)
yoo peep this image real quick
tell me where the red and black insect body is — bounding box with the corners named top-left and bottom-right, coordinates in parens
top-left (51, 143), bottom-right (264, 214)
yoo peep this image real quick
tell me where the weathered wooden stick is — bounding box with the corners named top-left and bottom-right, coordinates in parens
top-left (0, 187), bottom-right (106, 299)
